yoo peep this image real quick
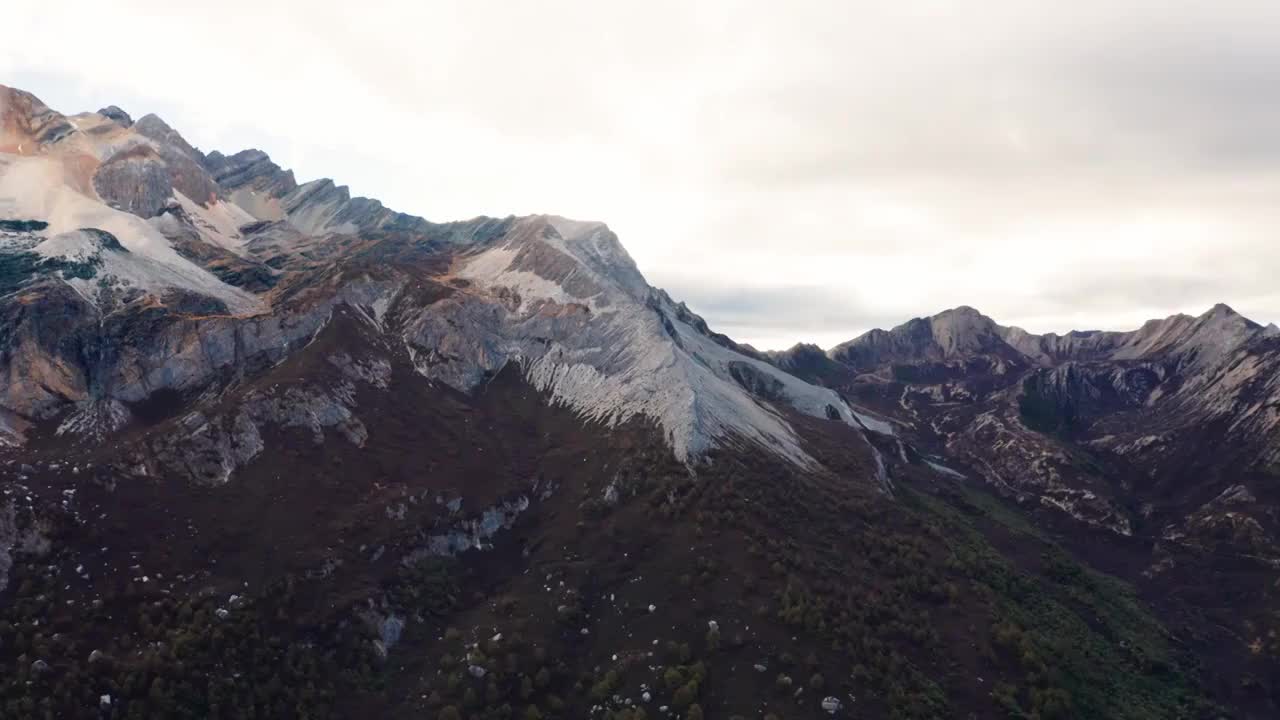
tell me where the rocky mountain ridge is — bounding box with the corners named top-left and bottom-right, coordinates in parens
top-left (778, 301), bottom-right (1280, 529)
top-left (773, 302), bottom-right (1280, 715)
top-left (0, 84), bottom-right (882, 471)
top-left (820, 302), bottom-right (1271, 370)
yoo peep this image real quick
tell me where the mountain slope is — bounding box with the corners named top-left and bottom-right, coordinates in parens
top-left (779, 303), bottom-right (1280, 715)
top-left (0, 84), bottom-right (865, 468)
top-left (797, 303), bottom-right (1280, 527)
top-left (0, 85), bottom-right (1264, 719)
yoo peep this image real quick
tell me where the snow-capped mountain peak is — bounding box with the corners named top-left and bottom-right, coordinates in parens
top-left (0, 85), bottom-right (874, 468)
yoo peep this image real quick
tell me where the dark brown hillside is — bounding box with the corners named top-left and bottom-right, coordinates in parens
top-left (0, 311), bottom-right (1221, 718)
top-left (775, 306), bottom-right (1280, 717)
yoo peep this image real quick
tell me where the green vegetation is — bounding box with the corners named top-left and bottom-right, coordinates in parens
top-left (691, 447), bottom-right (1215, 720)
top-left (911, 488), bottom-right (1215, 720)
top-left (0, 252), bottom-right (50, 296)
top-left (0, 426), bottom-right (1221, 719)
top-left (0, 554), bottom-right (458, 719)
top-left (0, 249), bottom-right (101, 296)
top-left (0, 220), bottom-right (48, 233)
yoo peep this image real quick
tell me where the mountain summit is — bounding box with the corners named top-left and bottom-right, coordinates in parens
top-left (0, 84), bottom-right (869, 466)
top-left (826, 302), bottom-right (1271, 371)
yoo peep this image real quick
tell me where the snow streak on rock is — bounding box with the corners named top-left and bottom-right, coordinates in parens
top-left (408, 216), bottom-right (862, 465)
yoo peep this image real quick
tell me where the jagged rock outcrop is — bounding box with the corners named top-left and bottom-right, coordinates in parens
top-left (146, 380), bottom-right (372, 485)
top-left (96, 105), bottom-right (133, 127)
top-left (132, 114), bottom-right (221, 206)
top-left (829, 302), bottom-right (1272, 375)
top-left (92, 145), bottom-right (174, 217)
top-left (783, 302), bottom-right (1280, 553)
top-left (401, 214), bottom-right (864, 464)
top-left (202, 149), bottom-right (297, 220)
top-left (0, 84), bottom-right (874, 476)
top-left (0, 86), bottom-right (74, 151)
top-left (829, 306), bottom-right (1015, 370)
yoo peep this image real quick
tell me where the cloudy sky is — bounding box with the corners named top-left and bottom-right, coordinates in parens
top-left (5, 1), bottom-right (1279, 348)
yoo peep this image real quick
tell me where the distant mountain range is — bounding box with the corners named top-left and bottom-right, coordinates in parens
top-left (1, 84), bottom-right (1276, 719)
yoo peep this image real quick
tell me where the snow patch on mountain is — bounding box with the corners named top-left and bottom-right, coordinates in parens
top-left (457, 244), bottom-right (579, 309)
top-left (849, 406), bottom-right (897, 436)
top-left (407, 216), bottom-right (861, 465)
top-left (0, 153), bottom-right (259, 312)
top-left (0, 85), bottom-right (881, 470)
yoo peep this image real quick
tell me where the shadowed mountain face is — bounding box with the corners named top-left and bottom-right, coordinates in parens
top-left (775, 303), bottom-right (1280, 714)
top-left (0, 85), bottom-right (1276, 719)
top-left (779, 302), bottom-right (1280, 537)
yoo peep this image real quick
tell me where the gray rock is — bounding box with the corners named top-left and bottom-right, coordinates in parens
top-left (133, 114), bottom-right (221, 205)
top-left (97, 106), bottom-right (133, 127)
top-left (380, 615), bottom-right (405, 649)
top-left (203, 148), bottom-right (298, 198)
top-left (417, 496), bottom-right (530, 557)
top-left (92, 146), bottom-right (174, 218)
top-left (0, 502), bottom-right (16, 594)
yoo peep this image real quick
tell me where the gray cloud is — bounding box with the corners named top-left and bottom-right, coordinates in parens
top-left (3, 1), bottom-right (1278, 348)
top-left (660, 281), bottom-right (906, 337)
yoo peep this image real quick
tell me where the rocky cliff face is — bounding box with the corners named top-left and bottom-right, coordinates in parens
top-left (789, 303), bottom-right (1280, 536)
top-left (779, 302), bottom-right (1280, 711)
top-left (0, 84), bottom-right (877, 474)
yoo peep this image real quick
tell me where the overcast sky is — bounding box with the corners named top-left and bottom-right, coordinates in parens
top-left (5, 1), bottom-right (1279, 348)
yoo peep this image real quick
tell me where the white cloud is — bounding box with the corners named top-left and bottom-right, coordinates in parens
top-left (4, 0), bottom-right (1278, 348)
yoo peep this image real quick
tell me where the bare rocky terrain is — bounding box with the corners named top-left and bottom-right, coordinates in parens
top-left (0, 84), bottom-right (1276, 719)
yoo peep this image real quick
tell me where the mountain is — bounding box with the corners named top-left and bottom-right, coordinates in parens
top-left (0, 85), bottom-right (861, 467)
top-left (778, 303), bottom-right (1280, 716)
top-left (788, 302), bottom-right (1280, 533)
top-left (0, 85), bottom-right (1274, 719)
